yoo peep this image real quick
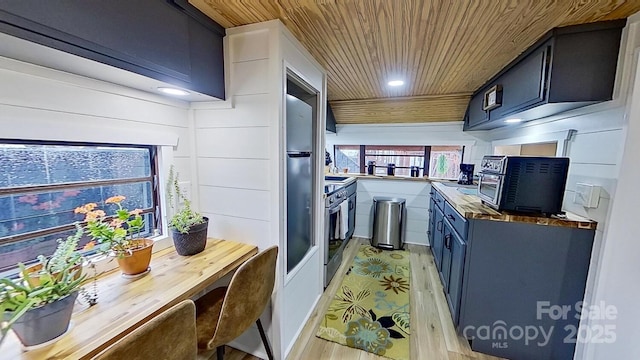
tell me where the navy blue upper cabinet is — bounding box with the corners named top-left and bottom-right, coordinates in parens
top-left (0, 0), bottom-right (225, 99)
top-left (326, 102), bottom-right (337, 133)
top-left (464, 20), bottom-right (625, 131)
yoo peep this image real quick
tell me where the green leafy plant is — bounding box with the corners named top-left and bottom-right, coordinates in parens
top-left (0, 261), bottom-right (85, 346)
top-left (42, 223), bottom-right (84, 274)
top-left (166, 166), bottom-right (206, 234)
top-left (74, 196), bottom-right (145, 256)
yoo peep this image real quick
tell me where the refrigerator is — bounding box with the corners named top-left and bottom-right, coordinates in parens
top-left (286, 94), bottom-right (314, 273)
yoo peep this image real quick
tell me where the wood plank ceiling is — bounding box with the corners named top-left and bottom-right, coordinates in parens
top-left (189, 0), bottom-right (640, 124)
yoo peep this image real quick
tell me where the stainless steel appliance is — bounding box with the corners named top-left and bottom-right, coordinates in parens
top-left (286, 94), bottom-right (314, 273)
top-left (478, 155), bottom-right (570, 214)
top-left (324, 180), bottom-right (356, 287)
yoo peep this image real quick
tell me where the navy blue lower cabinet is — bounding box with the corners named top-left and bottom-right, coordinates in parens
top-left (458, 220), bottom-right (595, 360)
top-left (432, 205), bottom-right (445, 271)
top-left (427, 198), bottom-right (436, 246)
top-left (447, 224), bottom-right (466, 325)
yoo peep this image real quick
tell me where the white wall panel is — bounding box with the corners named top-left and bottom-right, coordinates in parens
top-left (229, 29), bottom-right (270, 63)
top-left (567, 163), bottom-right (619, 179)
top-left (198, 158), bottom-right (270, 190)
top-left (196, 127), bottom-right (270, 159)
top-left (0, 104), bottom-right (181, 146)
top-left (282, 250), bottom-right (321, 355)
top-left (199, 186), bottom-right (270, 221)
top-left (202, 212), bottom-right (271, 249)
top-left (0, 68), bottom-right (188, 128)
top-left (195, 94), bottom-right (272, 128)
top-left (568, 129), bottom-right (624, 165)
top-left (231, 59), bottom-right (270, 95)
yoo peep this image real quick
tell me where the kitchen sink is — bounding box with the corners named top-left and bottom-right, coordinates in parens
top-left (457, 188), bottom-right (478, 196)
top-left (325, 175), bottom-right (350, 182)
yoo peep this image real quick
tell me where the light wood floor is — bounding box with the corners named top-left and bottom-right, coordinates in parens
top-left (226, 239), bottom-right (502, 360)
top-left (286, 238), bottom-right (503, 360)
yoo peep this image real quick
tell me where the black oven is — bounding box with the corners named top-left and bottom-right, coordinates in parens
top-left (478, 156), bottom-right (570, 214)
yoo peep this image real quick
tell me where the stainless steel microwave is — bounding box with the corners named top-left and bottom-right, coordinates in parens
top-left (477, 156), bottom-right (570, 214)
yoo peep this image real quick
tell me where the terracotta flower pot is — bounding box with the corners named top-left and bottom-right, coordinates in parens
top-left (23, 263), bottom-right (83, 288)
top-left (116, 239), bottom-right (154, 275)
top-left (171, 217), bottom-right (209, 256)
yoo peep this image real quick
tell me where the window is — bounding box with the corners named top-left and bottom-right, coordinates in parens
top-left (334, 145), bottom-right (464, 179)
top-left (428, 146), bottom-right (465, 179)
top-left (0, 141), bottom-right (159, 272)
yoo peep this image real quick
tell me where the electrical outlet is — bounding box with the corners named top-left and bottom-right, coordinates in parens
top-left (574, 183), bottom-right (600, 208)
top-left (177, 181), bottom-right (191, 206)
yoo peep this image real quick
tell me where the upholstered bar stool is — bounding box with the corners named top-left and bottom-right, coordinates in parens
top-left (195, 246), bottom-right (278, 360)
top-left (94, 299), bottom-right (197, 360)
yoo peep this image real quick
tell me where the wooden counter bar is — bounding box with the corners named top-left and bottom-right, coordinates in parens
top-left (431, 182), bottom-right (597, 230)
top-left (3, 238), bottom-right (258, 360)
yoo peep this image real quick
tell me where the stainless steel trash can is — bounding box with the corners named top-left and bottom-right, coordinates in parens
top-left (371, 197), bottom-right (406, 250)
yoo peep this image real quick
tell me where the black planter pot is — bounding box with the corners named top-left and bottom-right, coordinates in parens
top-left (10, 291), bottom-right (78, 347)
top-left (171, 217), bottom-right (209, 256)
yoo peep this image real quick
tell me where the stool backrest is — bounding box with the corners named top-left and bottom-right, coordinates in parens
top-left (95, 299), bottom-right (196, 360)
top-left (210, 246), bottom-right (278, 346)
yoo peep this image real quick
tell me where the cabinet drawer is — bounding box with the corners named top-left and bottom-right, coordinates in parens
top-left (444, 202), bottom-right (468, 238)
top-left (433, 190), bottom-right (445, 211)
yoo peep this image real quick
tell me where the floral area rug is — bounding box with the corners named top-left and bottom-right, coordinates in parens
top-left (316, 245), bottom-right (411, 360)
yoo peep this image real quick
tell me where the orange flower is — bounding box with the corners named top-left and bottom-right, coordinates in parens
top-left (84, 210), bottom-right (106, 221)
top-left (109, 218), bottom-right (124, 228)
top-left (83, 241), bottom-right (96, 251)
top-left (105, 195), bottom-right (126, 204)
top-left (129, 209), bottom-right (143, 216)
top-left (75, 203), bottom-right (97, 214)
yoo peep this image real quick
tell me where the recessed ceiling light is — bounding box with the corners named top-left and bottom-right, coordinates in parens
top-left (157, 87), bottom-right (190, 96)
top-left (504, 118), bottom-right (523, 123)
top-left (387, 80), bottom-right (405, 87)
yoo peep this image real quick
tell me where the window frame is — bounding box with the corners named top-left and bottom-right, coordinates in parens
top-left (0, 139), bottom-right (162, 271)
top-left (333, 144), bottom-right (465, 179)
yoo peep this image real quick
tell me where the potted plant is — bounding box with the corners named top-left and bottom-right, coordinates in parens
top-left (1, 260), bottom-right (85, 347)
top-left (166, 166), bottom-right (208, 256)
top-left (23, 223), bottom-right (84, 287)
top-left (75, 196), bottom-right (153, 276)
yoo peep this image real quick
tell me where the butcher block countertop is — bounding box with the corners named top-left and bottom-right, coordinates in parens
top-left (431, 182), bottom-right (598, 230)
top-left (3, 238), bottom-right (258, 360)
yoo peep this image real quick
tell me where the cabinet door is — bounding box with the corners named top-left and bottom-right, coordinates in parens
top-left (447, 227), bottom-right (467, 325)
top-left (427, 198), bottom-right (435, 246)
top-left (0, 1), bottom-right (191, 81)
top-left (466, 91), bottom-right (489, 128)
top-left (441, 219), bottom-right (453, 292)
top-left (489, 43), bottom-right (550, 120)
top-left (432, 205), bottom-right (445, 271)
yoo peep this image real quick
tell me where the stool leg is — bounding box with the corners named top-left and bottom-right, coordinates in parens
top-left (216, 345), bottom-right (224, 360)
top-left (256, 319), bottom-right (274, 360)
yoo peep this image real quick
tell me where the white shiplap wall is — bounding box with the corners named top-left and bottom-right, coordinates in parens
top-left (192, 21), bottom-right (326, 359)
